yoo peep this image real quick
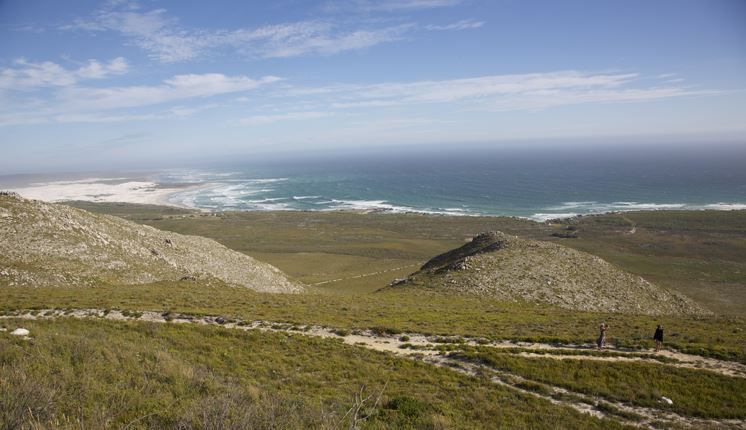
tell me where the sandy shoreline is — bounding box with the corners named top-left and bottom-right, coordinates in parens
top-left (5, 177), bottom-right (204, 209)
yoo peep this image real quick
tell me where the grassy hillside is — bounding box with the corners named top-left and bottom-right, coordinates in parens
top-left (66, 202), bottom-right (746, 315)
top-left (398, 231), bottom-right (707, 315)
top-left (2, 282), bottom-right (744, 364)
top-left (0, 194), bottom-right (299, 293)
top-left (557, 211), bottom-right (746, 316)
top-left (0, 317), bottom-right (629, 429)
top-left (66, 201), bottom-right (552, 294)
top-left (2, 201), bottom-right (745, 429)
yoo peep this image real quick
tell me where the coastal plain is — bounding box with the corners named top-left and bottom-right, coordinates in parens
top-left (2, 199), bottom-right (745, 429)
top-left (67, 201), bottom-right (746, 315)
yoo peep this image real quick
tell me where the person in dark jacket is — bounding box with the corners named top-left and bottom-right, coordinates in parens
top-left (653, 324), bottom-right (664, 352)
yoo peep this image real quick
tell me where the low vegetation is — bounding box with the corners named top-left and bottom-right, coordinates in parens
top-left (2, 282), bottom-right (744, 363)
top-left (67, 202), bottom-right (746, 316)
top-left (451, 348), bottom-right (746, 419)
top-left (0, 318), bottom-right (629, 429)
top-left (398, 231), bottom-right (707, 315)
top-left (1, 201), bottom-right (744, 428)
top-left (0, 194), bottom-right (299, 293)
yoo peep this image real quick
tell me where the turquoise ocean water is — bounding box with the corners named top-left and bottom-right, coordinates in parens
top-left (153, 147), bottom-right (746, 220)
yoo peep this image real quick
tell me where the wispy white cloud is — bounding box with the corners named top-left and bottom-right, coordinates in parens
top-left (425, 19), bottom-right (484, 31)
top-left (323, 0), bottom-right (464, 13)
top-left (13, 25), bottom-right (46, 34)
top-left (284, 71), bottom-right (714, 111)
top-left (0, 57), bottom-right (128, 90)
top-left (57, 73), bottom-right (281, 111)
top-left (0, 72), bottom-right (280, 126)
top-left (63, 2), bottom-right (412, 62)
top-left (0, 68), bottom-right (716, 127)
top-left (238, 111), bottom-right (335, 125)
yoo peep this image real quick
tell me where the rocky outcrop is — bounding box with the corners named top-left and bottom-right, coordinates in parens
top-left (0, 193), bottom-right (301, 293)
top-left (401, 231), bottom-right (709, 316)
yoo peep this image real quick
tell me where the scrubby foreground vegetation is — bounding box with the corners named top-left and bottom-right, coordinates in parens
top-left (0, 318), bottom-right (629, 429)
top-left (2, 282), bottom-right (744, 365)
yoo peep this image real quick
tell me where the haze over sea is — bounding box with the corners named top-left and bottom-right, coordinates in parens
top-left (5, 144), bottom-right (745, 221)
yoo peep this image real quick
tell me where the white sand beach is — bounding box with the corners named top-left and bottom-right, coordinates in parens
top-left (8, 178), bottom-right (187, 207)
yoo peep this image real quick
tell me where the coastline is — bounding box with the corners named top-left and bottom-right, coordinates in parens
top-left (3, 174), bottom-right (745, 222)
top-left (58, 198), bottom-right (746, 224)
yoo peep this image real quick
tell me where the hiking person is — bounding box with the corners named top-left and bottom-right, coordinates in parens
top-left (597, 323), bottom-right (608, 350)
top-left (654, 324), bottom-right (664, 352)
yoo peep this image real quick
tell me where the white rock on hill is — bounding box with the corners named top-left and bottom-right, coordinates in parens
top-left (11, 328), bottom-right (30, 336)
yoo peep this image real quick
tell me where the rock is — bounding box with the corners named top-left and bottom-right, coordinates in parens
top-left (660, 396), bottom-right (673, 405)
top-left (11, 328), bottom-right (30, 336)
top-left (388, 278), bottom-right (407, 287)
top-left (215, 316), bottom-right (227, 324)
top-left (551, 232), bottom-right (578, 239)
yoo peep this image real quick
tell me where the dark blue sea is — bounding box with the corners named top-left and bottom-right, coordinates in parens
top-left (153, 145), bottom-right (746, 220)
top-left (5, 144), bottom-right (745, 220)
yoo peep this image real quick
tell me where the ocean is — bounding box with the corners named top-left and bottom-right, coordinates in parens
top-left (6, 145), bottom-right (746, 221)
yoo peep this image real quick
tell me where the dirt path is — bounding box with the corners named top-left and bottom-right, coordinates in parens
top-left (310, 263), bottom-right (420, 286)
top-left (620, 215), bottom-right (637, 235)
top-left (3, 308), bottom-right (745, 429)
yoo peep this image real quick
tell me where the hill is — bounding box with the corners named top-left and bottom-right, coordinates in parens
top-left (0, 192), bottom-right (301, 293)
top-left (397, 231), bottom-right (709, 315)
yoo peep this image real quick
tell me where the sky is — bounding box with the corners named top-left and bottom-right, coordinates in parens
top-left (1, 0), bottom-right (745, 173)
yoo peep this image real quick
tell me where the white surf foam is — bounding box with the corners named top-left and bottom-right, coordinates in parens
top-left (704, 203), bottom-right (746, 210)
top-left (326, 199), bottom-right (413, 212)
top-left (530, 201), bottom-right (746, 221)
top-left (529, 213), bottom-right (580, 222)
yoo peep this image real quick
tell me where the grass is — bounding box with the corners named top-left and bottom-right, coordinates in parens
top-left (1, 281), bottom-right (744, 364)
top-left (561, 210), bottom-right (746, 316)
top-left (66, 202), bottom-right (746, 316)
top-left (0, 317), bottom-right (630, 429)
top-left (2, 202), bottom-right (744, 428)
top-left (434, 345), bottom-right (681, 364)
top-left (450, 348), bottom-right (746, 419)
top-left (65, 202), bottom-right (552, 294)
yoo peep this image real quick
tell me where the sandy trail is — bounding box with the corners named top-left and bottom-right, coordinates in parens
top-left (3, 308), bottom-right (744, 378)
top-left (309, 263), bottom-right (420, 286)
top-left (3, 308), bottom-right (745, 429)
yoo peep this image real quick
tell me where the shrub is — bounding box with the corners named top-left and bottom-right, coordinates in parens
top-left (384, 395), bottom-right (428, 420)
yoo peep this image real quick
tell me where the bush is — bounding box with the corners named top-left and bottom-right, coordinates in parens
top-left (384, 395), bottom-right (428, 420)
top-left (370, 326), bottom-right (402, 336)
top-left (176, 386), bottom-right (335, 430)
top-left (0, 368), bottom-right (56, 429)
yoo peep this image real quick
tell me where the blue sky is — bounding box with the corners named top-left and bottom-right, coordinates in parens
top-left (1, 0), bottom-right (745, 172)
